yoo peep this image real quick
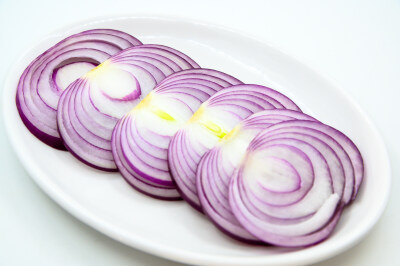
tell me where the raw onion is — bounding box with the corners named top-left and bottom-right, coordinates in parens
top-left (228, 119), bottom-right (363, 247)
top-left (16, 29), bottom-right (142, 149)
top-left (168, 84), bottom-right (301, 211)
top-left (248, 120), bottom-right (364, 201)
top-left (197, 109), bottom-right (317, 242)
top-left (57, 44), bottom-right (200, 171)
top-left (15, 26), bottom-right (365, 249)
top-left (111, 68), bottom-right (242, 199)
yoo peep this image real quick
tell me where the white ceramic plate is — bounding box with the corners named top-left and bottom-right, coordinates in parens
top-left (3, 16), bottom-right (391, 266)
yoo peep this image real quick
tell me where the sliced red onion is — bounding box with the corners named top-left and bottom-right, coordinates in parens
top-left (16, 29), bottom-right (142, 149)
top-left (111, 69), bottom-right (242, 199)
top-left (112, 114), bottom-right (182, 199)
top-left (248, 120), bottom-right (364, 202)
top-left (228, 119), bottom-right (363, 247)
top-left (58, 44), bottom-right (200, 171)
top-left (168, 84), bottom-right (301, 211)
top-left (160, 68), bottom-right (243, 85)
top-left (197, 110), bottom-right (317, 242)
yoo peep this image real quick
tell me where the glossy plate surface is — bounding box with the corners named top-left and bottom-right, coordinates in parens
top-left (3, 16), bottom-right (391, 266)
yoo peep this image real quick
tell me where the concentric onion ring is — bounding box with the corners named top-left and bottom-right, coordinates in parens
top-left (57, 44), bottom-right (199, 171)
top-left (16, 29), bottom-right (142, 149)
top-left (228, 119), bottom-right (363, 247)
top-left (168, 84), bottom-right (301, 211)
top-left (111, 68), bottom-right (242, 199)
top-left (197, 109), bottom-right (317, 242)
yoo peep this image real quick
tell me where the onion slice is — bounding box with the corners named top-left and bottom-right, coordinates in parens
top-left (197, 110), bottom-right (317, 242)
top-left (57, 44), bottom-right (199, 171)
top-left (249, 120), bottom-right (364, 202)
top-left (168, 84), bottom-right (301, 211)
top-left (228, 119), bottom-right (363, 247)
top-left (111, 69), bottom-right (243, 199)
top-left (16, 29), bottom-right (142, 149)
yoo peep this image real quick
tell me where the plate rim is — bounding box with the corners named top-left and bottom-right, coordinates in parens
top-left (2, 14), bottom-right (392, 266)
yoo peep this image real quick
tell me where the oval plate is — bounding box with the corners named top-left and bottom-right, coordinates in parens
top-left (3, 16), bottom-right (391, 266)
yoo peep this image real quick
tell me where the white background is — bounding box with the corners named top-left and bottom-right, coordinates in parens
top-left (0, 0), bottom-right (399, 265)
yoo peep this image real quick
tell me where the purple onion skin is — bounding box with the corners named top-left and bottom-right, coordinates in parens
top-left (208, 218), bottom-right (266, 245)
top-left (124, 179), bottom-right (182, 201)
top-left (63, 141), bottom-right (118, 172)
top-left (17, 95), bottom-right (67, 150)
